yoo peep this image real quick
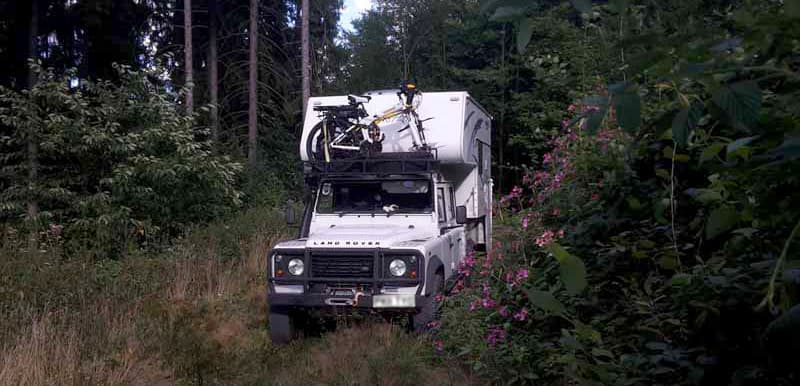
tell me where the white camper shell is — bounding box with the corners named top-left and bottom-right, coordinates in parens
top-left (300, 91), bottom-right (493, 222)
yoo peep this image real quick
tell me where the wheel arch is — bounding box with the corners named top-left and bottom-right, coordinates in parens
top-left (425, 255), bottom-right (444, 296)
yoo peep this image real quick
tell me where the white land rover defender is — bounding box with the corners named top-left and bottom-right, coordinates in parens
top-left (267, 89), bottom-right (492, 343)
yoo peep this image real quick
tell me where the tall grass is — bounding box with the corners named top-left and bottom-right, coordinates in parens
top-left (0, 207), bottom-right (470, 385)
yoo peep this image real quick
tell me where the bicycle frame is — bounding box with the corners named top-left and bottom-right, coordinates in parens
top-left (328, 102), bottom-right (424, 151)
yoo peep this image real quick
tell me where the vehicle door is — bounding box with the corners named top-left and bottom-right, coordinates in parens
top-left (437, 184), bottom-right (465, 279)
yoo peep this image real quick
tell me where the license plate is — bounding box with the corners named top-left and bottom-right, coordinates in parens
top-left (332, 289), bottom-right (355, 297)
top-left (373, 294), bottom-right (416, 308)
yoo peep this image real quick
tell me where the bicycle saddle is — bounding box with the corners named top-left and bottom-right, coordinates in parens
top-left (313, 104), bottom-right (354, 112)
top-left (347, 94), bottom-right (372, 104)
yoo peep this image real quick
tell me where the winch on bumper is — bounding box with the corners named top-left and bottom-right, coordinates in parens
top-left (267, 248), bottom-right (426, 311)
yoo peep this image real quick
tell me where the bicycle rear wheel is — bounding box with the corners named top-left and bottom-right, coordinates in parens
top-left (306, 121), bottom-right (366, 169)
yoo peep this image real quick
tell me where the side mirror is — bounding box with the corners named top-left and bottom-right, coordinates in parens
top-left (285, 201), bottom-right (296, 225)
top-left (455, 205), bottom-right (467, 225)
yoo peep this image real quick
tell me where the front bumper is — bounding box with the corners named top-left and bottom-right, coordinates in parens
top-left (269, 292), bottom-right (423, 310)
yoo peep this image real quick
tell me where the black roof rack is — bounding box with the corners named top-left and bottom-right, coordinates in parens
top-left (303, 151), bottom-right (439, 177)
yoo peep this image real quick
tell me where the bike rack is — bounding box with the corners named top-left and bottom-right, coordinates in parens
top-left (303, 150), bottom-right (440, 177)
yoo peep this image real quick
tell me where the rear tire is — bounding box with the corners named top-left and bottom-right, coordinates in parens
top-left (305, 121), bottom-right (366, 164)
top-left (412, 272), bottom-right (443, 332)
top-left (269, 306), bottom-right (302, 344)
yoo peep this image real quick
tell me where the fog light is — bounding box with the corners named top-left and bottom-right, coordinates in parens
top-left (389, 259), bottom-right (407, 277)
top-left (288, 259), bottom-right (305, 276)
top-left (276, 269), bottom-right (285, 277)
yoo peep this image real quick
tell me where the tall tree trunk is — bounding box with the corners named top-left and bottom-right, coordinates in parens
top-left (27, 0), bottom-right (39, 221)
top-left (301, 0), bottom-right (310, 116)
top-left (247, 0), bottom-right (258, 167)
top-left (208, 0), bottom-right (219, 143)
top-left (184, 0), bottom-right (194, 116)
top-left (498, 27), bottom-right (506, 194)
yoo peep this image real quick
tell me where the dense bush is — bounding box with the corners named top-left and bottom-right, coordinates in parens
top-left (437, 1), bottom-right (800, 384)
top-left (0, 64), bottom-right (242, 256)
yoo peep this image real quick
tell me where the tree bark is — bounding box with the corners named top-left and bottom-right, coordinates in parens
top-left (27, 0), bottom-right (39, 221)
top-left (301, 0), bottom-right (310, 116)
top-left (184, 0), bottom-right (194, 116)
top-left (247, 0), bottom-right (258, 167)
top-left (208, 0), bottom-right (219, 143)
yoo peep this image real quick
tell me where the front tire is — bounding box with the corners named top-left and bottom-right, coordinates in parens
top-left (269, 306), bottom-right (302, 344)
top-left (412, 272), bottom-right (443, 332)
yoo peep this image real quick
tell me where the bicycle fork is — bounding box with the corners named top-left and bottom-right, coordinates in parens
top-left (323, 120), bottom-right (331, 163)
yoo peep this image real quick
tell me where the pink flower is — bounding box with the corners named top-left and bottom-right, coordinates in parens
top-left (435, 293), bottom-right (444, 302)
top-left (434, 340), bottom-right (444, 352)
top-left (505, 271), bottom-right (515, 285)
top-left (516, 268), bottom-right (529, 281)
top-left (522, 216), bottom-right (529, 229)
top-left (485, 326), bottom-right (506, 347)
top-left (552, 208), bottom-right (561, 217)
top-left (428, 320), bottom-right (441, 329)
top-left (481, 298), bottom-right (497, 309)
top-left (49, 224), bottom-right (64, 236)
top-left (535, 230), bottom-right (555, 247)
top-left (498, 306), bottom-right (510, 318)
top-left (513, 308), bottom-right (529, 321)
top-left (469, 300), bottom-right (479, 312)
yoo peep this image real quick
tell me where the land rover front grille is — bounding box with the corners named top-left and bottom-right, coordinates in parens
top-left (311, 255), bottom-right (374, 278)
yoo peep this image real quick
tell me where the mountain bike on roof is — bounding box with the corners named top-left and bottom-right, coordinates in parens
top-left (305, 81), bottom-right (430, 163)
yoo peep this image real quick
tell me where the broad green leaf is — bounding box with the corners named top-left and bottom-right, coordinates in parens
top-left (711, 81), bottom-right (762, 130)
top-left (570, 0), bottom-right (592, 14)
top-left (517, 18), bottom-right (533, 53)
top-left (526, 289), bottom-right (566, 315)
top-left (787, 0), bottom-right (800, 18)
top-left (560, 255), bottom-right (588, 295)
top-left (705, 206), bottom-right (740, 239)
top-left (612, 85), bottom-right (641, 133)
top-left (547, 243), bottom-right (588, 295)
top-left (670, 273), bottom-right (692, 286)
top-left (671, 103), bottom-right (702, 147)
top-left (689, 188), bottom-right (722, 204)
top-left (659, 255), bottom-right (679, 270)
top-left (726, 136), bottom-right (758, 158)
top-left (547, 242), bottom-right (571, 263)
top-left (700, 142), bottom-right (725, 164)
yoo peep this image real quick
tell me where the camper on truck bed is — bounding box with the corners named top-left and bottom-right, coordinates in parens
top-left (267, 85), bottom-right (492, 343)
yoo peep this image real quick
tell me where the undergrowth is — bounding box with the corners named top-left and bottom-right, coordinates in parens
top-left (0, 206), bottom-right (469, 385)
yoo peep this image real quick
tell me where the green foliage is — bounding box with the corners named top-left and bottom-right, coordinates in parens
top-left (438, 0), bottom-right (800, 384)
top-left (0, 64), bottom-right (242, 256)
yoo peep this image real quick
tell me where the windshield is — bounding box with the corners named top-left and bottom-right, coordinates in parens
top-left (316, 179), bottom-right (432, 214)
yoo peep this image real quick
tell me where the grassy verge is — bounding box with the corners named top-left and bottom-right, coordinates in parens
top-left (0, 208), bottom-right (471, 385)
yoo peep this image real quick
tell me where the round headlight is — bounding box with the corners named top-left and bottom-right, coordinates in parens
top-left (287, 258), bottom-right (305, 276)
top-left (389, 259), bottom-right (407, 277)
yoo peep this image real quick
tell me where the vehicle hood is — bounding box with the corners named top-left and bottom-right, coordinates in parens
top-left (306, 224), bottom-right (432, 249)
